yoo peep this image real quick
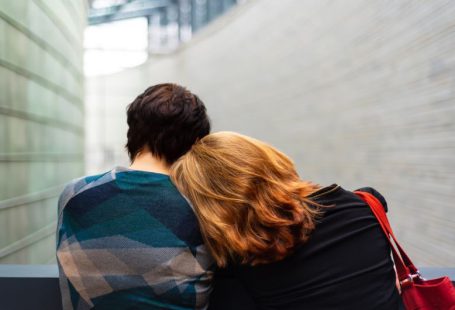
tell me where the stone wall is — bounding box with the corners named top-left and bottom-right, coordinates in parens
top-left (86, 0), bottom-right (455, 266)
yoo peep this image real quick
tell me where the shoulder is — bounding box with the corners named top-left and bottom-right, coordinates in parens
top-left (58, 170), bottom-right (115, 215)
top-left (310, 185), bottom-right (389, 213)
top-left (354, 186), bottom-right (388, 212)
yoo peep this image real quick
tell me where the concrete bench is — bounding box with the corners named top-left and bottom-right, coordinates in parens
top-left (1, 265), bottom-right (454, 310)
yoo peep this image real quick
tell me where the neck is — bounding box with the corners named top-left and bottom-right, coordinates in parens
top-left (129, 151), bottom-right (170, 175)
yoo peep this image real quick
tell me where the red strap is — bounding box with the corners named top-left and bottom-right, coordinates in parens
top-left (354, 191), bottom-right (418, 282)
top-left (358, 192), bottom-right (415, 267)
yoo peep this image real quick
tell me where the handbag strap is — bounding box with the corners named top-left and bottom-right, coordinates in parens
top-left (354, 191), bottom-right (419, 283)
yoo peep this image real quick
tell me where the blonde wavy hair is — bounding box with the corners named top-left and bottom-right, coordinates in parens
top-left (170, 132), bottom-right (322, 267)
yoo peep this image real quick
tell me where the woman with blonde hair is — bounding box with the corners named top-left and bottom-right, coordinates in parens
top-left (171, 132), bottom-right (400, 309)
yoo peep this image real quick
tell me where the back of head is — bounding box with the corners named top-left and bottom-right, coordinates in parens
top-left (126, 83), bottom-right (211, 164)
top-left (171, 132), bottom-right (321, 267)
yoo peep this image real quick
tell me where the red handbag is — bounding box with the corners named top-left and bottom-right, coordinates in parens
top-left (355, 191), bottom-right (455, 310)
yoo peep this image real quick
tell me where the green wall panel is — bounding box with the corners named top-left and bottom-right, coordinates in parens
top-left (0, 0), bottom-right (86, 264)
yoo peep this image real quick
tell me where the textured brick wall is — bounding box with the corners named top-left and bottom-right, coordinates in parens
top-left (0, 1), bottom-right (86, 263)
top-left (87, 0), bottom-right (455, 266)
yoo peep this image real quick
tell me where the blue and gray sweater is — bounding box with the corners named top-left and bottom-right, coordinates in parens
top-left (56, 167), bottom-right (213, 310)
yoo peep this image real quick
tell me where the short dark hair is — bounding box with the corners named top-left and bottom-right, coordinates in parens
top-left (125, 83), bottom-right (211, 164)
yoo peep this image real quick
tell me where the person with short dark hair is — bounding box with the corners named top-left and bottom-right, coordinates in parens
top-left (125, 83), bottom-right (211, 165)
top-left (56, 83), bottom-right (213, 309)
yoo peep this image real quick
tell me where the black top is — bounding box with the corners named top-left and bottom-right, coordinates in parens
top-left (208, 185), bottom-right (400, 310)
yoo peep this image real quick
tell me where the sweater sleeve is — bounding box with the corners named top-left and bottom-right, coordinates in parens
top-left (208, 267), bottom-right (257, 310)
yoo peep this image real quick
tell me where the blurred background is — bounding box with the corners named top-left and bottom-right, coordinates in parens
top-left (0, 0), bottom-right (454, 266)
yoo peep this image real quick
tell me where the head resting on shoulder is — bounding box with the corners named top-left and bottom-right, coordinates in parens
top-left (170, 131), bottom-right (321, 267)
top-left (126, 83), bottom-right (211, 165)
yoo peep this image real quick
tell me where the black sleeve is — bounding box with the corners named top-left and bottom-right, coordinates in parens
top-left (355, 187), bottom-right (388, 212)
top-left (208, 267), bottom-right (257, 310)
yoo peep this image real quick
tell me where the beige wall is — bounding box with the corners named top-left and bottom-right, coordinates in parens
top-left (0, 1), bottom-right (86, 263)
top-left (86, 0), bottom-right (455, 266)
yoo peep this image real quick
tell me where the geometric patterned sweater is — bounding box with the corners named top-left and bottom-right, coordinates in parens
top-left (56, 167), bottom-right (214, 310)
